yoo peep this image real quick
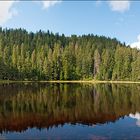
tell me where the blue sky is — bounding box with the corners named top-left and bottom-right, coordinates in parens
top-left (0, 1), bottom-right (140, 48)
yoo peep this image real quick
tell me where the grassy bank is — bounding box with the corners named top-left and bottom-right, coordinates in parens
top-left (41, 80), bottom-right (140, 84)
top-left (0, 80), bottom-right (140, 84)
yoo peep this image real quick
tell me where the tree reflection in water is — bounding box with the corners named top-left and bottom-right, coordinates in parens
top-left (0, 83), bottom-right (139, 133)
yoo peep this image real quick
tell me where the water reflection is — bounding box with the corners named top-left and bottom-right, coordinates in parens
top-left (130, 113), bottom-right (140, 127)
top-left (0, 83), bottom-right (140, 133)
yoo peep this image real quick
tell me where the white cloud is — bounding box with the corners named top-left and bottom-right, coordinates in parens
top-left (0, 1), bottom-right (17, 25)
top-left (108, 1), bottom-right (130, 13)
top-left (42, 0), bottom-right (61, 10)
top-left (96, 0), bottom-right (102, 7)
top-left (130, 34), bottom-right (140, 50)
top-left (0, 0), bottom-right (60, 25)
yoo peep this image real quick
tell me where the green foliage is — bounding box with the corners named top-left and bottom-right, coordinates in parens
top-left (0, 28), bottom-right (139, 81)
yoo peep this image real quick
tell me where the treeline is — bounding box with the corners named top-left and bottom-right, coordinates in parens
top-left (0, 27), bottom-right (139, 81)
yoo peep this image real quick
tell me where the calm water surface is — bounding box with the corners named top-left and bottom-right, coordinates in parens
top-left (0, 83), bottom-right (140, 139)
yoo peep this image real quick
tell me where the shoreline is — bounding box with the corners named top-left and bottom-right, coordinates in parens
top-left (0, 80), bottom-right (140, 84)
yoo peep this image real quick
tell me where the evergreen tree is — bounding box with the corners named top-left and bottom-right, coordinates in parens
top-left (0, 27), bottom-right (139, 81)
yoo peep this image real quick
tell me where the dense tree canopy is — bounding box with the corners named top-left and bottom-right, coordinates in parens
top-left (0, 27), bottom-right (139, 81)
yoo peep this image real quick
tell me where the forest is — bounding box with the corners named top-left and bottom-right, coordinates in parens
top-left (0, 27), bottom-right (139, 81)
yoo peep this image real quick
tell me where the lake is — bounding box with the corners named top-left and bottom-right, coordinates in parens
top-left (0, 83), bottom-right (140, 139)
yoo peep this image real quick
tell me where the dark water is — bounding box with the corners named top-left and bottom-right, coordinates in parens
top-left (0, 83), bottom-right (140, 139)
